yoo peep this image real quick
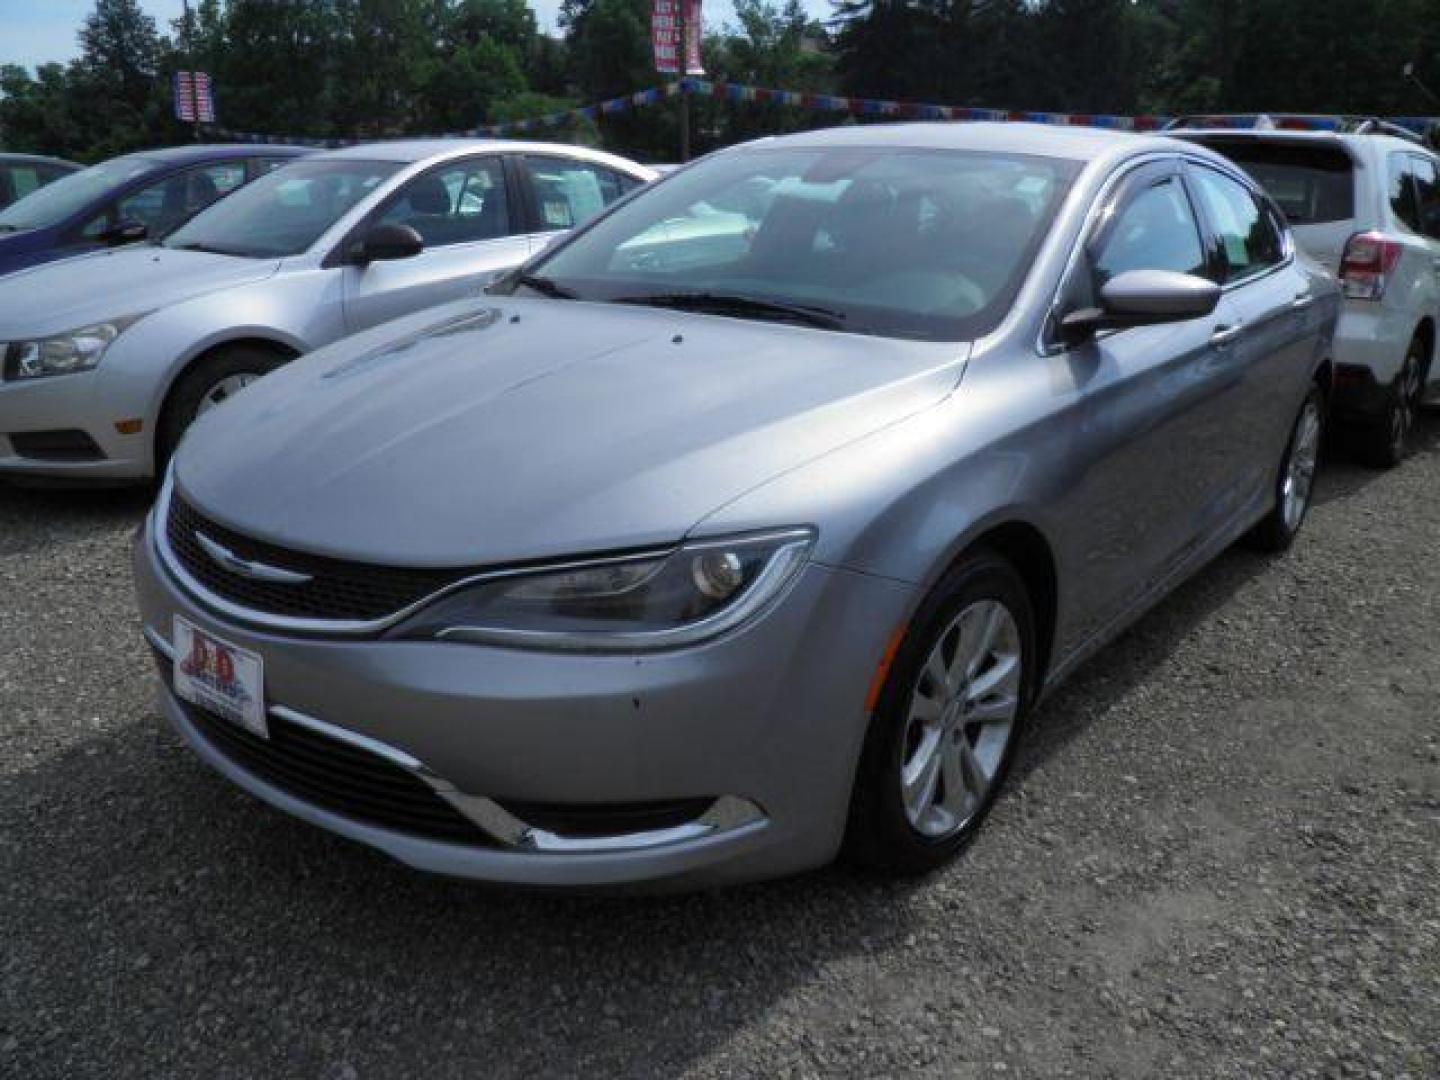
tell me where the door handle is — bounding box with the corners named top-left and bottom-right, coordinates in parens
top-left (1210, 324), bottom-right (1245, 348)
top-left (1291, 292), bottom-right (1315, 310)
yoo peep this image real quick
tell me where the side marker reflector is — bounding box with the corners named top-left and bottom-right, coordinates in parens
top-left (864, 624), bottom-right (908, 712)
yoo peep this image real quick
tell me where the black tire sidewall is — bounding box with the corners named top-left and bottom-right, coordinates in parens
top-left (846, 550), bottom-right (1037, 876)
top-left (157, 347), bottom-right (287, 469)
top-left (1278, 385), bottom-right (1323, 539)
top-left (1249, 383), bottom-right (1323, 551)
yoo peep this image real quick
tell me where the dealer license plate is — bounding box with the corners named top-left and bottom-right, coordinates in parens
top-left (173, 615), bottom-right (267, 739)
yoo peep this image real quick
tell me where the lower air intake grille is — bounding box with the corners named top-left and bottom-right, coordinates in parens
top-left (9, 429), bottom-right (104, 462)
top-left (180, 699), bottom-right (489, 845)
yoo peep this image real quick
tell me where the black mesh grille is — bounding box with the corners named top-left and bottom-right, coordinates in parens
top-left (179, 697), bottom-right (489, 845)
top-left (9, 429), bottom-right (104, 462)
top-left (165, 492), bottom-right (467, 622)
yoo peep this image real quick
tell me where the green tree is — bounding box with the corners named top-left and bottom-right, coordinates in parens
top-left (416, 36), bottom-right (527, 130)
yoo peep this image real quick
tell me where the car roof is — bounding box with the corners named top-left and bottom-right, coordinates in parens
top-left (310, 138), bottom-right (656, 175)
top-left (1171, 127), bottom-right (1435, 160)
top-left (0, 152), bottom-right (80, 169)
top-left (121, 144), bottom-right (312, 164)
top-left (732, 121), bottom-right (1175, 162)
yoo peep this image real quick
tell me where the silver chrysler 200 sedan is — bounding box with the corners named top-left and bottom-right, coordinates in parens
top-left (0, 140), bottom-right (653, 482)
top-left (133, 123), bottom-right (1339, 890)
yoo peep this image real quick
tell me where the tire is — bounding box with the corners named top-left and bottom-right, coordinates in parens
top-left (1354, 337), bottom-right (1424, 469)
top-left (1246, 383), bottom-right (1324, 553)
top-left (156, 345), bottom-right (288, 470)
top-left (845, 549), bottom-right (1036, 877)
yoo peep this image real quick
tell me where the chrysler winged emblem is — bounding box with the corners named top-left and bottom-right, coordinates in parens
top-left (195, 532), bottom-right (313, 585)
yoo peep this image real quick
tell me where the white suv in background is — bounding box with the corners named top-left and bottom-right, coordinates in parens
top-left (1179, 123), bottom-right (1439, 466)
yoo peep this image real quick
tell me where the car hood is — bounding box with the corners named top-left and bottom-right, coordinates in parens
top-left (0, 246), bottom-right (281, 338)
top-left (176, 297), bottom-right (966, 567)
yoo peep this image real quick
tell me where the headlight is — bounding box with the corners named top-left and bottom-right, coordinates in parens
top-left (3, 314), bottom-right (145, 380)
top-left (396, 528), bottom-right (815, 651)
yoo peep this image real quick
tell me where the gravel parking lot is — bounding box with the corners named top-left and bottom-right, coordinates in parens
top-left (2, 420), bottom-right (1437, 1080)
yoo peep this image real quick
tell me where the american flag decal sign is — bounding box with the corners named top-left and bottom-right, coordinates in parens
top-left (173, 71), bottom-right (216, 124)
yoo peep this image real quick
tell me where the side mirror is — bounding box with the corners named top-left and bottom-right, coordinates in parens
top-left (350, 222), bottom-right (424, 264)
top-left (482, 265), bottom-right (520, 294)
top-left (102, 218), bottom-right (148, 246)
top-left (1059, 269), bottom-right (1221, 345)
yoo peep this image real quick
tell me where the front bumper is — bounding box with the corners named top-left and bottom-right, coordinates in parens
top-left (133, 515), bottom-right (916, 890)
top-left (0, 368), bottom-right (151, 481)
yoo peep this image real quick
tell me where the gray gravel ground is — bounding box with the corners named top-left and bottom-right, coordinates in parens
top-left (2, 419), bottom-right (1437, 1080)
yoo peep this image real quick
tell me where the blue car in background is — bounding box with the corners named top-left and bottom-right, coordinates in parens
top-left (0, 154), bottom-right (80, 210)
top-left (0, 144), bottom-right (310, 278)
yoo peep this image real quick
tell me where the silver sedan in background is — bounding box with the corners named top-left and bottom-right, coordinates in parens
top-left (0, 140), bottom-right (654, 481)
top-left (134, 123), bottom-right (1338, 890)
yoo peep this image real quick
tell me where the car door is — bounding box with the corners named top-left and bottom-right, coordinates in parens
top-left (516, 154), bottom-right (643, 255)
top-left (1185, 160), bottom-right (1322, 489)
top-left (340, 154), bottom-right (529, 334)
top-left (1052, 159), bottom-right (1250, 641)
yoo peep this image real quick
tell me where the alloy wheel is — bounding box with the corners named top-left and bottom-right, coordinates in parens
top-left (899, 599), bottom-right (1022, 839)
top-left (1282, 395), bottom-right (1322, 532)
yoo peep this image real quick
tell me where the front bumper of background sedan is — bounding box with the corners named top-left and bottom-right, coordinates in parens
top-left (132, 515), bottom-right (916, 890)
top-left (0, 368), bottom-right (152, 481)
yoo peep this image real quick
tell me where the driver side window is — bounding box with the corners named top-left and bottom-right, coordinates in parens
top-left (374, 158), bottom-right (512, 248)
top-left (1093, 177), bottom-right (1207, 289)
top-left (115, 163), bottom-right (246, 237)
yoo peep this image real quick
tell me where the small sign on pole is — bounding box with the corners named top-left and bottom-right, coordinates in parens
top-left (173, 71), bottom-right (216, 124)
top-left (652, 0), bottom-right (703, 75)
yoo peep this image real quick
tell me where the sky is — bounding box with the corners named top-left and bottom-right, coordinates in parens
top-left (0, 0), bottom-right (833, 74)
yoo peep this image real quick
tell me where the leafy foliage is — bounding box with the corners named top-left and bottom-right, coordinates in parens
top-left (2, 0), bottom-right (1436, 165)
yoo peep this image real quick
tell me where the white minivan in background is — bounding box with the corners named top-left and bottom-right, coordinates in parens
top-left (1178, 120), bottom-right (1440, 466)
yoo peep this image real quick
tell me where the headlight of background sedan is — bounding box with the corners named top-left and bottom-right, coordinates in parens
top-left (3, 314), bottom-right (145, 380)
top-left (396, 528), bottom-right (815, 651)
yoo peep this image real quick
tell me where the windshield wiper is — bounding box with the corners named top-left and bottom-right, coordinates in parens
top-left (168, 241), bottom-right (251, 257)
top-left (515, 272), bottom-right (578, 299)
top-left (613, 292), bottom-right (846, 330)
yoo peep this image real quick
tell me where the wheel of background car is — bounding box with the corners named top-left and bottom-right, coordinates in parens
top-left (157, 344), bottom-right (290, 470)
top-left (1246, 382), bottom-right (1324, 552)
top-left (1355, 337), bottom-right (1424, 469)
top-left (845, 549), bottom-right (1035, 876)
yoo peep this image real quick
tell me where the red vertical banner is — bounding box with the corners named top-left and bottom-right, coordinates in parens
top-left (652, 0), bottom-right (703, 75)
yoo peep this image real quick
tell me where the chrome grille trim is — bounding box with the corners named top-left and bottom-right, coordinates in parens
top-left (151, 470), bottom-right (674, 638)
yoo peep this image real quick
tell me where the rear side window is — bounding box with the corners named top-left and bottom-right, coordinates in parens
top-left (1411, 156), bottom-right (1440, 240)
top-left (1199, 141), bottom-right (1353, 225)
top-left (1188, 166), bottom-right (1285, 283)
top-left (1389, 153), bottom-right (1440, 239)
top-left (522, 156), bottom-right (636, 231)
top-left (8, 166), bottom-right (43, 200)
top-left (1389, 153), bottom-right (1423, 233)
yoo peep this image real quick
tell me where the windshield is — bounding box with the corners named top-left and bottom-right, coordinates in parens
top-left (530, 146), bottom-right (1079, 341)
top-left (163, 159), bottom-right (400, 257)
top-left (0, 155), bottom-right (156, 231)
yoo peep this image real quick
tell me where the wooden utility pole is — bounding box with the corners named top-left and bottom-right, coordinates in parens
top-left (677, 0), bottom-right (690, 162)
top-left (182, 0), bottom-right (201, 140)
